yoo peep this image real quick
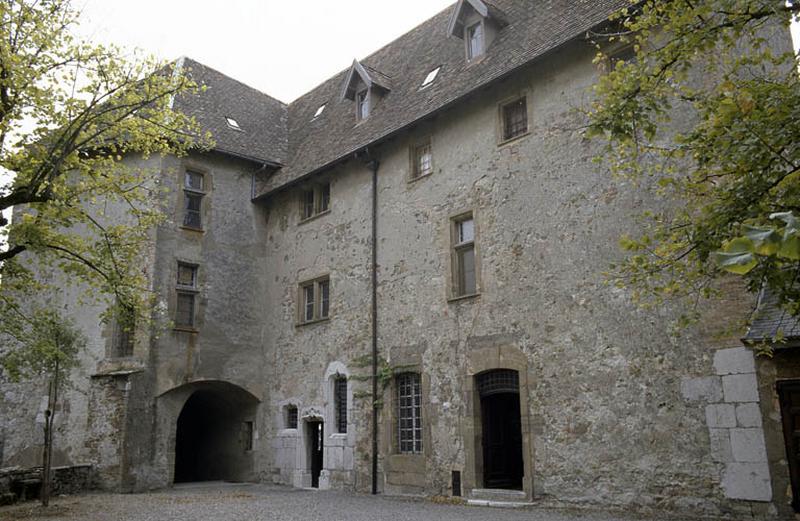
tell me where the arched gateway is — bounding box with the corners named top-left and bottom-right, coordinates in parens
top-left (166, 381), bottom-right (259, 483)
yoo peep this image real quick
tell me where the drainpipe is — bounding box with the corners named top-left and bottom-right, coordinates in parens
top-left (366, 154), bottom-right (380, 495)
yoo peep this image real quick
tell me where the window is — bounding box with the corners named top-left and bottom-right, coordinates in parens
top-left (242, 421), bottom-right (253, 451)
top-left (420, 66), bottom-right (441, 89)
top-left (452, 215), bottom-right (477, 297)
top-left (411, 140), bottom-right (433, 180)
top-left (286, 405), bottom-right (298, 429)
top-left (183, 171), bottom-right (205, 230)
top-left (357, 89), bottom-right (370, 120)
top-left (466, 22), bottom-right (484, 60)
top-left (300, 183), bottom-right (331, 221)
top-left (396, 373), bottom-right (422, 454)
top-left (609, 46), bottom-right (637, 69)
top-left (298, 276), bottom-right (330, 324)
top-left (176, 262), bottom-right (198, 328)
top-left (313, 104), bottom-right (326, 119)
top-left (501, 97), bottom-right (528, 142)
top-left (334, 376), bottom-right (347, 434)
top-left (112, 304), bottom-right (135, 357)
top-left (225, 116), bottom-right (243, 131)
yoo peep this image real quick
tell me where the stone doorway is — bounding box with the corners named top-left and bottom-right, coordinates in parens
top-left (306, 420), bottom-right (324, 488)
top-left (476, 369), bottom-right (523, 490)
top-left (173, 385), bottom-right (258, 483)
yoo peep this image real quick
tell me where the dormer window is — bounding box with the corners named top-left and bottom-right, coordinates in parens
top-left (313, 104), bottom-right (326, 120)
top-left (225, 116), bottom-right (243, 131)
top-left (341, 59), bottom-right (391, 124)
top-left (466, 22), bottom-right (484, 60)
top-left (447, 0), bottom-right (508, 62)
top-left (357, 90), bottom-right (370, 121)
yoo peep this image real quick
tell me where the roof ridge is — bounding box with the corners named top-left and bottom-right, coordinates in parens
top-left (181, 56), bottom-right (289, 107)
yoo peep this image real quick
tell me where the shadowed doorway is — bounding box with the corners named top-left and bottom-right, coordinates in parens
top-left (477, 369), bottom-right (523, 489)
top-left (173, 383), bottom-right (258, 483)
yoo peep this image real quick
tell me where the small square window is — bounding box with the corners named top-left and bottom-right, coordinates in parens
top-left (501, 97), bottom-right (528, 142)
top-left (177, 263), bottom-right (197, 288)
top-left (411, 140), bottom-right (433, 180)
top-left (225, 116), bottom-right (243, 131)
top-left (185, 171), bottom-right (204, 191)
top-left (286, 405), bottom-right (298, 429)
top-left (175, 292), bottom-right (196, 328)
top-left (299, 183), bottom-right (331, 221)
top-left (421, 67), bottom-right (441, 89)
top-left (313, 104), bottom-right (326, 119)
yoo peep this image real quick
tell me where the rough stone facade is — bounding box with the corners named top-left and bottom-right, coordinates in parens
top-left (0, 1), bottom-right (796, 519)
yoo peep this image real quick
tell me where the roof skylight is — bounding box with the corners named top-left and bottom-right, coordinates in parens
top-left (420, 66), bottom-right (441, 89)
top-left (313, 104), bottom-right (326, 120)
top-left (225, 116), bottom-right (243, 131)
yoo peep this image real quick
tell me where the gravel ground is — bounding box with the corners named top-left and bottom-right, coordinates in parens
top-left (0, 482), bottom-right (699, 521)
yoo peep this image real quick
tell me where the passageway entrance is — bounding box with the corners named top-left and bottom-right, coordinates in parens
top-left (307, 420), bottom-right (324, 488)
top-left (173, 383), bottom-right (258, 483)
top-left (477, 370), bottom-right (523, 490)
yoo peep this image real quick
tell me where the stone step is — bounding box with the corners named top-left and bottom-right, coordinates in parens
top-left (467, 488), bottom-right (530, 508)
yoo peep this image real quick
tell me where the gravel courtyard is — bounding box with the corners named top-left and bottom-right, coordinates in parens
top-left (0, 482), bottom-right (708, 521)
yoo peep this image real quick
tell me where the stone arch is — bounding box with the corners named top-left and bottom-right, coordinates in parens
top-left (155, 380), bottom-right (260, 485)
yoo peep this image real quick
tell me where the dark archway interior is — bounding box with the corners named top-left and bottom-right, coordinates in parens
top-left (174, 385), bottom-right (257, 483)
top-left (477, 369), bottom-right (523, 490)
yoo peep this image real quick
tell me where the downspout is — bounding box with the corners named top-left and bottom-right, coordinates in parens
top-left (367, 155), bottom-right (380, 495)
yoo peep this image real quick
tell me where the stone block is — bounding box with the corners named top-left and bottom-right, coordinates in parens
top-left (713, 347), bottom-right (756, 376)
top-left (708, 429), bottom-right (732, 463)
top-left (705, 404), bottom-right (736, 429)
top-left (730, 428), bottom-right (768, 463)
top-left (721, 462), bottom-right (772, 501)
top-left (722, 373), bottom-right (759, 403)
top-left (736, 403), bottom-right (763, 428)
top-left (681, 377), bottom-right (723, 403)
top-left (343, 447), bottom-right (354, 470)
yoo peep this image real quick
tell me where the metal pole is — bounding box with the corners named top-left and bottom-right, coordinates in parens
top-left (369, 158), bottom-right (380, 495)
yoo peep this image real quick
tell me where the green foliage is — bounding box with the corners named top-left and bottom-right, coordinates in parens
top-left (589, 0), bottom-right (800, 326)
top-left (1, 307), bottom-right (84, 382)
top-left (0, 0), bottom-right (212, 337)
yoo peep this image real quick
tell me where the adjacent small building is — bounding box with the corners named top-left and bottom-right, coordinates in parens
top-left (1, 1), bottom-right (798, 518)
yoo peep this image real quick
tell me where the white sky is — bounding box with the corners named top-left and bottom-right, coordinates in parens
top-left (76, 0), bottom-right (455, 104)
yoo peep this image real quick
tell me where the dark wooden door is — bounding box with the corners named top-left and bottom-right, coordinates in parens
top-left (308, 421), bottom-right (324, 488)
top-left (481, 393), bottom-right (523, 489)
top-left (778, 381), bottom-right (800, 512)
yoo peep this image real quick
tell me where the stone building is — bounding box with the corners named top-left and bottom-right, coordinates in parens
top-left (1, 0), bottom-right (798, 518)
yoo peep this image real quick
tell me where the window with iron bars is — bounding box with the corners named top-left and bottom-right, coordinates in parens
top-left (334, 376), bottom-right (347, 434)
top-left (396, 373), bottom-right (422, 454)
top-left (501, 97), bottom-right (528, 142)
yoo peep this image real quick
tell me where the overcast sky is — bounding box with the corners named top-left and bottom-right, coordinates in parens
top-left (76, 0), bottom-right (456, 104)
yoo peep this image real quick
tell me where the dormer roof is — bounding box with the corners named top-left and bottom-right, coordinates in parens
top-left (341, 59), bottom-right (393, 101)
top-left (447, 0), bottom-right (508, 39)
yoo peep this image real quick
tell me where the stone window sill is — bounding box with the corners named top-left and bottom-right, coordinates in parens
top-left (179, 225), bottom-right (205, 233)
top-left (448, 292), bottom-right (480, 304)
top-left (298, 209), bottom-right (331, 226)
top-left (173, 326), bottom-right (199, 333)
top-left (408, 171), bottom-right (433, 184)
top-left (295, 317), bottom-right (331, 328)
top-left (498, 131), bottom-right (530, 149)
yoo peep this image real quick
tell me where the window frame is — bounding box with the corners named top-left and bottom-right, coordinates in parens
top-left (498, 94), bottom-right (530, 144)
top-left (297, 275), bottom-right (331, 325)
top-left (410, 138), bottom-right (434, 181)
top-left (285, 404), bottom-right (299, 430)
top-left (396, 372), bottom-right (423, 454)
top-left (356, 88), bottom-right (370, 121)
top-left (465, 21), bottom-right (485, 61)
top-left (182, 170), bottom-right (206, 231)
top-left (299, 182), bottom-right (331, 223)
top-left (175, 262), bottom-right (199, 330)
top-left (450, 212), bottom-right (480, 300)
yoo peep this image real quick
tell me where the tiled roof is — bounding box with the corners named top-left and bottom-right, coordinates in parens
top-left (256, 0), bottom-right (630, 197)
top-left (173, 58), bottom-right (288, 165)
top-left (744, 291), bottom-right (800, 344)
top-left (173, 1), bottom-right (630, 189)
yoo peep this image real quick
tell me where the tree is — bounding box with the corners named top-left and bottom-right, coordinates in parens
top-left (587, 0), bottom-right (800, 332)
top-left (0, 307), bottom-right (84, 507)
top-left (0, 0), bottom-right (210, 334)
